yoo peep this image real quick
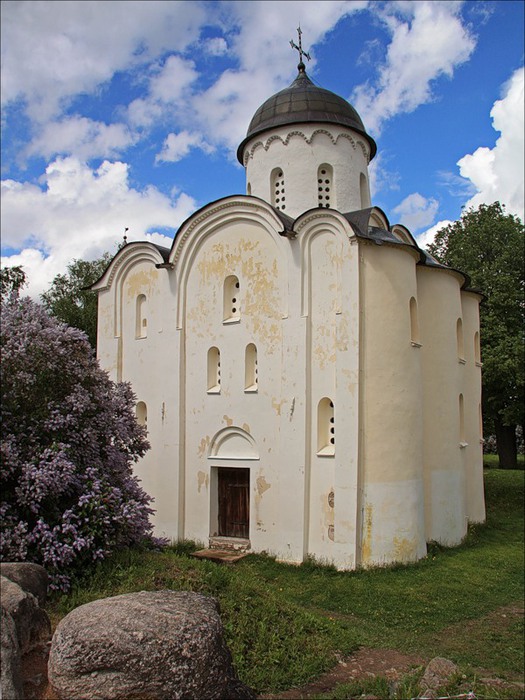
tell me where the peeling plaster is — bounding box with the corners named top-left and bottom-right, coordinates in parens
top-left (197, 471), bottom-right (209, 493)
top-left (197, 436), bottom-right (210, 457)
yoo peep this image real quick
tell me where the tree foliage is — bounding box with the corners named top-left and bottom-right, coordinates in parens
top-left (0, 295), bottom-right (154, 591)
top-left (1, 265), bottom-right (27, 301)
top-left (427, 202), bottom-right (524, 463)
top-left (41, 254), bottom-right (112, 347)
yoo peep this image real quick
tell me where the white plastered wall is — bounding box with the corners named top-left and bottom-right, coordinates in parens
top-left (416, 266), bottom-right (468, 544)
top-left (294, 210), bottom-right (360, 569)
top-left (174, 199), bottom-right (309, 562)
top-left (461, 291), bottom-right (485, 523)
top-left (359, 242), bottom-right (426, 565)
top-left (94, 245), bottom-right (181, 539)
top-left (243, 125), bottom-right (371, 218)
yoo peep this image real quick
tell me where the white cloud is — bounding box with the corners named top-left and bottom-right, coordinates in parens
top-left (1, 0), bottom-right (205, 121)
top-left (392, 192), bottom-right (439, 232)
top-left (149, 55), bottom-right (199, 104)
top-left (25, 117), bottom-right (135, 161)
top-left (352, 1), bottom-right (476, 134)
top-left (186, 1), bottom-right (368, 155)
top-left (457, 67), bottom-right (524, 221)
top-left (416, 219), bottom-right (453, 249)
top-left (156, 131), bottom-right (215, 163)
top-left (1, 157), bottom-right (196, 297)
top-left (204, 37), bottom-right (229, 57)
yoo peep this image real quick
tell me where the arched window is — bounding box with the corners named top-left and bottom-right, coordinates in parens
top-left (136, 294), bottom-right (147, 339)
top-left (360, 172), bottom-right (370, 208)
top-left (459, 394), bottom-right (466, 445)
top-left (245, 343), bottom-right (258, 392)
top-left (247, 182), bottom-right (251, 195)
top-left (207, 347), bottom-right (221, 393)
top-left (474, 331), bottom-right (481, 364)
top-left (136, 401), bottom-right (147, 427)
top-left (317, 397), bottom-right (335, 455)
top-left (317, 164), bottom-right (333, 208)
top-left (271, 168), bottom-right (286, 211)
top-left (457, 318), bottom-right (465, 362)
top-left (409, 297), bottom-right (420, 345)
top-left (223, 275), bottom-right (240, 323)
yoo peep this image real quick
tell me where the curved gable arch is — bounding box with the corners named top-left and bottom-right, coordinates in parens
top-left (94, 244), bottom-right (168, 337)
top-left (209, 427), bottom-right (259, 460)
top-left (171, 196), bottom-right (290, 329)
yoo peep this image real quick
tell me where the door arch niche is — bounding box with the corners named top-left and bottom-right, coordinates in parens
top-left (208, 427), bottom-right (259, 540)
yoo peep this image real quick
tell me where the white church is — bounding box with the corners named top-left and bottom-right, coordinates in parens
top-left (92, 46), bottom-right (485, 570)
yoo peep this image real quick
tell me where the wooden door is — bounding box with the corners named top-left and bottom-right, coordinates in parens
top-left (218, 468), bottom-right (249, 538)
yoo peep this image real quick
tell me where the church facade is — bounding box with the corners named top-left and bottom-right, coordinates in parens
top-left (92, 59), bottom-right (485, 569)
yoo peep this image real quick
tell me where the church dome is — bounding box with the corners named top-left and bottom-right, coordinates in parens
top-left (237, 64), bottom-right (377, 163)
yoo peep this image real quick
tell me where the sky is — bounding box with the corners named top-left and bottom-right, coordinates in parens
top-left (1, 0), bottom-right (524, 297)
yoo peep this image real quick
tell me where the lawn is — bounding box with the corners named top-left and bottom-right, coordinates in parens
top-left (46, 469), bottom-right (524, 698)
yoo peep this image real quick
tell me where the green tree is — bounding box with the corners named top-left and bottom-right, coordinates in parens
top-left (41, 254), bottom-right (112, 348)
top-left (1, 265), bottom-right (27, 301)
top-left (427, 202), bottom-right (524, 468)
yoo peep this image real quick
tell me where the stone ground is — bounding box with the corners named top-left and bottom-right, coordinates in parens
top-left (21, 604), bottom-right (524, 700)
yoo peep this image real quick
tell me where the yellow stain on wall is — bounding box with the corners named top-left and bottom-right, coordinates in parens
top-left (392, 536), bottom-right (417, 561)
top-left (197, 471), bottom-right (209, 493)
top-left (256, 476), bottom-right (271, 496)
top-left (197, 436), bottom-right (210, 458)
top-left (223, 415), bottom-right (233, 427)
top-left (361, 504), bottom-right (373, 562)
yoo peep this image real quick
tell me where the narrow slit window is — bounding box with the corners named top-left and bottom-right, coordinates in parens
top-left (223, 275), bottom-right (240, 323)
top-left (317, 164), bottom-right (333, 208)
top-left (317, 397), bottom-right (335, 455)
top-left (136, 294), bottom-right (147, 339)
top-left (245, 343), bottom-right (258, 392)
top-left (360, 172), bottom-right (370, 208)
top-left (459, 393), bottom-right (466, 445)
top-left (207, 347), bottom-right (221, 393)
top-left (457, 318), bottom-right (465, 361)
top-left (136, 401), bottom-right (147, 427)
top-left (271, 167), bottom-right (285, 210)
top-left (474, 331), bottom-right (481, 364)
top-left (409, 297), bottom-right (420, 345)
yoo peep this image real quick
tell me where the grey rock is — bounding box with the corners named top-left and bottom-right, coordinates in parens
top-left (420, 656), bottom-right (459, 695)
top-left (49, 590), bottom-right (256, 700)
top-left (1, 608), bottom-right (23, 700)
top-left (0, 562), bottom-right (49, 606)
top-left (0, 576), bottom-right (51, 656)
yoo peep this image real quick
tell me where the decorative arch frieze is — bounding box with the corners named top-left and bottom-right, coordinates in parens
top-left (243, 129), bottom-right (370, 164)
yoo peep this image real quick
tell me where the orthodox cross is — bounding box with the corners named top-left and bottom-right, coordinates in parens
top-left (290, 26), bottom-right (311, 65)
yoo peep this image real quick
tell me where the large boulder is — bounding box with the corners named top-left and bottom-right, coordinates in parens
top-left (49, 590), bottom-right (256, 700)
top-left (0, 563), bottom-right (49, 606)
top-left (1, 607), bottom-right (23, 700)
top-left (0, 576), bottom-right (51, 656)
top-left (419, 657), bottom-right (459, 698)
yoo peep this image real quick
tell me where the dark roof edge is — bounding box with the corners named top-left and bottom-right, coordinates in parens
top-left (88, 242), bottom-right (171, 290)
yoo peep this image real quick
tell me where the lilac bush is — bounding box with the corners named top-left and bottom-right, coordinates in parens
top-left (1, 295), bottom-right (154, 591)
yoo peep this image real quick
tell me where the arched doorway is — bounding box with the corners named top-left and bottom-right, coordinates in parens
top-left (208, 427), bottom-right (259, 543)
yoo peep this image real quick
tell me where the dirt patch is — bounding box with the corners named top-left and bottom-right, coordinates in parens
top-left (259, 648), bottom-right (426, 699)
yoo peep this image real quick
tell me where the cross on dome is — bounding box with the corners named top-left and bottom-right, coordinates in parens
top-left (289, 25), bottom-right (311, 70)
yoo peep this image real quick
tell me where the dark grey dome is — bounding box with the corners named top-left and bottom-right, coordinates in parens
top-left (237, 64), bottom-right (377, 163)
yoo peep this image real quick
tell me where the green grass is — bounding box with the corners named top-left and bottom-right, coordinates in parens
top-left (46, 469), bottom-right (524, 695)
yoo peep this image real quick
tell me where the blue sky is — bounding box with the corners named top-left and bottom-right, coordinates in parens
top-left (1, 0), bottom-right (524, 296)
